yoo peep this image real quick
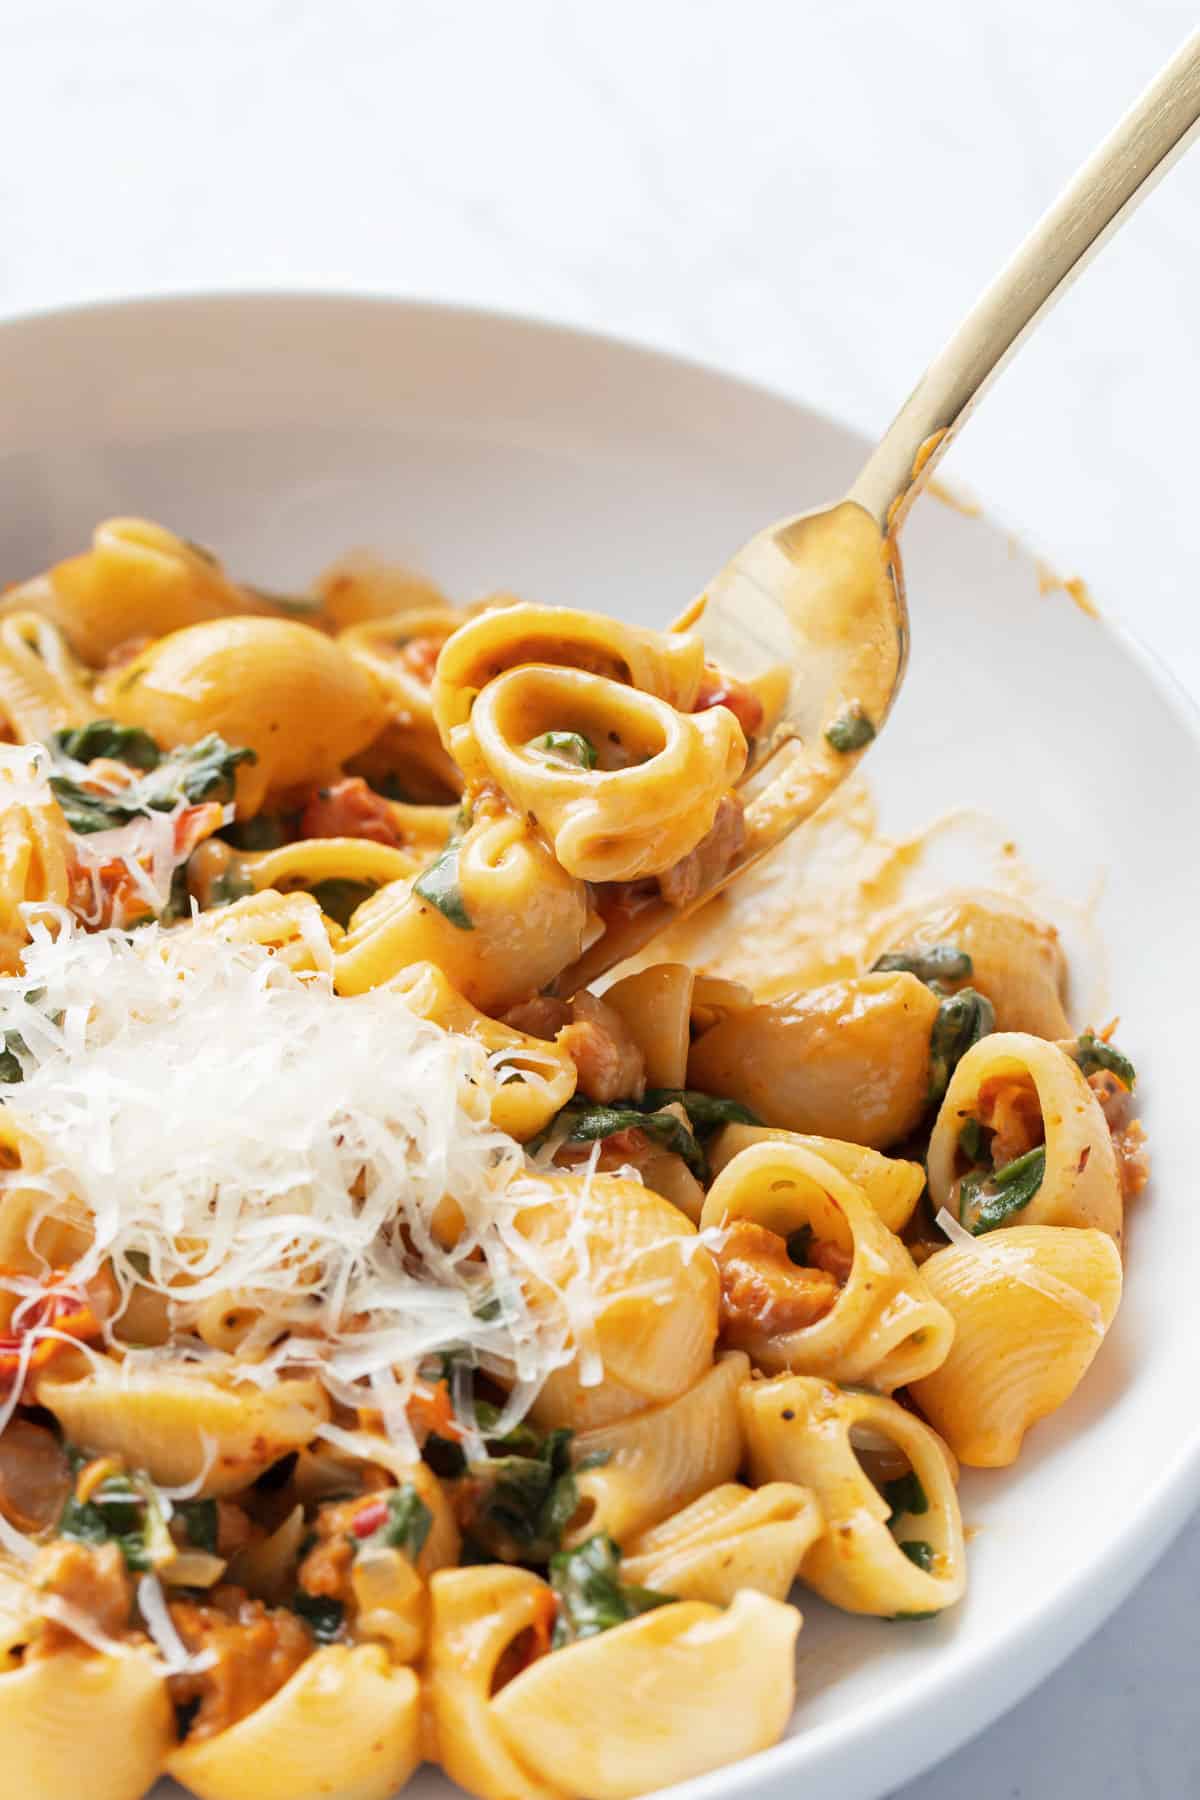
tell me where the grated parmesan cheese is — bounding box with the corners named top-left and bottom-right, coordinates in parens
top-left (0, 913), bottom-right (583, 1457)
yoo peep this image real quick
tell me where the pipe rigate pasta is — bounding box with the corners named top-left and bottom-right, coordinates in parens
top-left (700, 1140), bottom-right (953, 1389)
top-left (427, 1565), bottom-right (566, 1800)
top-left (708, 1124), bottom-right (926, 1233)
top-left (740, 1374), bottom-right (967, 1617)
top-left (334, 804), bottom-right (592, 1012)
top-left (0, 519), bottom-right (260, 666)
top-left (34, 1361), bottom-right (331, 1495)
top-left (519, 1177), bottom-right (720, 1434)
top-left (490, 1589), bottom-right (801, 1800)
top-left (564, 1353), bottom-right (750, 1544)
top-left (687, 972), bottom-right (941, 1149)
top-left (431, 601), bottom-right (706, 744)
top-left (927, 1031), bottom-right (1123, 1242)
top-left (0, 1645), bottom-right (172, 1800)
top-left (620, 1479), bottom-right (822, 1603)
top-left (0, 613), bottom-right (96, 743)
top-left (95, 618), bottom-right (388, 816)
top-left (909, 1225), bottom-right (1123, 1466)
top-left (166, 1645), bottom-right (422, 1800)
top-left (461, 665), bottom-right (747, 882)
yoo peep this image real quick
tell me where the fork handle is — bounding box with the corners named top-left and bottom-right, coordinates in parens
top-left (850, 30), bottom-right (1200, 531)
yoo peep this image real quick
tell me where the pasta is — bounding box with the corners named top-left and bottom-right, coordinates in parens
top-left (0, 523), bottom-right (1147, 1800)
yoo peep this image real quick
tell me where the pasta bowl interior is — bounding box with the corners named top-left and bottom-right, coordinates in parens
top-left (0, 293), bottom-right (1197, 1800)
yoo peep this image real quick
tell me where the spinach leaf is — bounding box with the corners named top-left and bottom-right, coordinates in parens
top-left (292, 1592), bottom-right (344, 1642)
top-left (825, 704), bottom-right (876, 753)
top-left (422, 1433), bottom-right (468, 1479)
top-left (641, 1088), bottom-right (761, 1135)
top-left (309, 878), bottom-right (378, 928)
top-left (356, 1485), bottom-right (432, 1561)
top-left (58, 1469), bottom-right (168, 1571)
top-left (473, 1400), bottom-right (542, 1458)
top-left (0, 1034), bottom-right (25, 1085)
top-left (957, 1117), bottom-right (987, 1164)
top-left (871, 944), bottom-right (973, 988)
top-left (961, 1144), bottom-right (1046, 1235)
top-left (52, 720), bottom-right (161, 772)
top-left (883, 1472), bottom-right (928, 1520)
top-left (534, 1099), bottom-right (707, 1181)
top-left (898, 1539), bottom-right (935, 1573)
top-left (464, 1426), bottom-right (583, 1562)
top-left (1071, 1030), bottom-right (1136, 1092)
top-left (167, 734), bottom-right (257, 806)
top-left (886, 1609), bottom-right (939, 1622)
top-left (928, 987), bottom-right (995, 1105)
top-left (549, 1534), bottom-right (674, 1647)
top-left (413, 845), bottom-right (473, 930)
top-left (49, 731), bottom-right (256, 835)
top-left (178, 1498), bottom-right (219, 1555)
top-left (531, 731), bottom-right (597, 770)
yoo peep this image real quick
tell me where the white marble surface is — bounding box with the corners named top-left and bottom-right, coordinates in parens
top-left (4, 3), bottom-right (1200, 1795)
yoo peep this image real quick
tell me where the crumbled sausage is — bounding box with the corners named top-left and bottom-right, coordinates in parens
top-left (657, 792), bottom-right (746, 911)
top-left (167, 1586), bottom-right (312, 1741)
top-left (29, 1540), bottom-right (133, 1657)
top-left (714, 1219), bottom-right (841, 1344)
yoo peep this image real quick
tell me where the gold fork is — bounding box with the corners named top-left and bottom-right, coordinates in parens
top-left (566, 29), bottom-right (1200, 989)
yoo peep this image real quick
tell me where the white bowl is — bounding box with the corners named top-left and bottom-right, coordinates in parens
top-left (1, 293), bottom-right (1196, 1800)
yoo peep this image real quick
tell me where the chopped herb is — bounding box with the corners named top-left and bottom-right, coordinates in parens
top-left (549, 1534), bottom-right (674, 1647)
top-left (928, 987), bottom-right (995, 1106)
top-left (825, 704), bottom-right (876, 753)
top-left (883, 1472), bottom-right (928, 1520)
top-left (52, 720), bottom-right (161, 771)
top-left (957, 1117), bottom-right (987, 1164)
top-left (786, 1225), bottom-right (814, 1266)
top-left (1071, 1030), bottom-right (1136, 1092)
top-left (961, 1144), bottom-right (1046, 1235)
top-left (530, 731), bottom-right (598, 770)
top-left (871, 944), bottom-right (972, 989)
top-left (178, 1498), bottom-right (220, 1555)
top-left (292, 1592), bottom-right (344, 1643)
top-left (898, 1539), bottom-right (935, 1573)
top-left (355, 1485), bottom-right (432, 1561)
top-left (641, 1088), bottom-right (761, 1135)
top-left (532, 1099), bottom-right (707, 1181)
top-left (422, 1433), bottom-right (468, 1479)
top-left (413, 846), bottom-right (473, 930)
top-left (886, 1609), bottom-right (939, 1622)
top-left (309, 878), bottom-right (378, 928)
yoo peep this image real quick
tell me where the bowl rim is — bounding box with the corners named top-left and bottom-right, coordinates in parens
top-left (1, 287), bottom-right (1197, 1800)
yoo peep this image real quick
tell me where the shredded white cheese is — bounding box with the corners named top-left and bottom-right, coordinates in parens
top-left (935, 1206), bottom-right (1104, 1333)
top-left (136, 1573), bottom-right (216, 1674)
top-left (0, 914), bottom-right (580, 1453)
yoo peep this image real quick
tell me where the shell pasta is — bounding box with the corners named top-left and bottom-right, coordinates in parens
top-left (0, 521), bottom-right (1146, 1800)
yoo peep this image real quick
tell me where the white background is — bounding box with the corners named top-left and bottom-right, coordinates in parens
top-left (4, 4), bottom-right (1199, 1794)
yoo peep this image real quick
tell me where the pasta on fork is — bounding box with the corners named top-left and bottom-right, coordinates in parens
top-left (0, 520), bottom-right (1146, 1800)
